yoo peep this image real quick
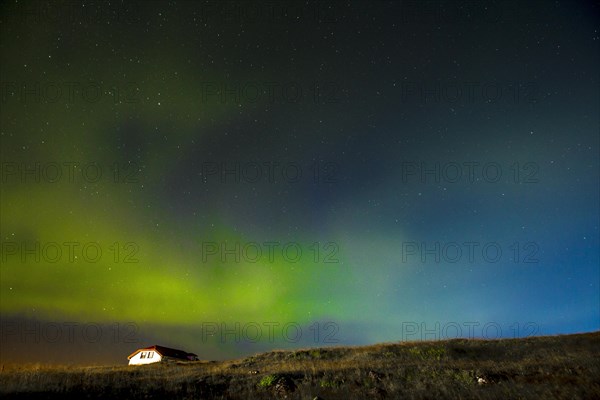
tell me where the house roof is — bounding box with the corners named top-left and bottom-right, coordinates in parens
top-left (127, 345), bottom-right (198, 360)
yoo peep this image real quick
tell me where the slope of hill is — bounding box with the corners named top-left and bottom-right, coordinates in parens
top-left (1, 331), bottom-right (599, 399)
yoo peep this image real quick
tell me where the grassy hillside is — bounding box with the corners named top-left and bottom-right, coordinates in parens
top-left (1, 332), bottom-right (599, 399)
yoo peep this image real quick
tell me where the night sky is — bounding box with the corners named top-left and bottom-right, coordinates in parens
top-left (1, 0), bottom-right (598, 365)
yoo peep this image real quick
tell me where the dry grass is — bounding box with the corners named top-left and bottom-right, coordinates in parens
top-left (1, 331), bottom-right (599, 399)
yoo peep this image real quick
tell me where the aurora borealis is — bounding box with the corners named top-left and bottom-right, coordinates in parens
top-left (0, 0), bottom-right (598, 364)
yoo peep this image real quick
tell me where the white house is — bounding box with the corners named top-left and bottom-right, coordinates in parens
top-left (127, 345), bottom-right (198, 365)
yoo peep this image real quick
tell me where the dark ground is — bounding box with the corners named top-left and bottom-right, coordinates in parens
top-left (1, 331), bottom-right (599, 399)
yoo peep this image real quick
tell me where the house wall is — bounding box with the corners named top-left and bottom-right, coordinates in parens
top-left (128, 350), bottom-right (162, 365)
